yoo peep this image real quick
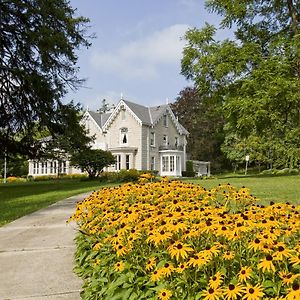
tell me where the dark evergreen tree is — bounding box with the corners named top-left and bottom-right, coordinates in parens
top-left (0, 0), bottom-right (92, 156)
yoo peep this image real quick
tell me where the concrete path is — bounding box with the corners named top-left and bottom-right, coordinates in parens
top-left (0, 192), bottom-right (92, 300)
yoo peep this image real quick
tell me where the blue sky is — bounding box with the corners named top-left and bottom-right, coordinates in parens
top-left (67, 0), bottom-right (231, 111)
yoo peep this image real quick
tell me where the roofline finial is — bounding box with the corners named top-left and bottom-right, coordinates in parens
top-left (121, 92), bottom-right (123, 100)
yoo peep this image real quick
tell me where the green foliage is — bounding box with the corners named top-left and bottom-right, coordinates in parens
top-left (99, 170), bottom-right (158, 183)
top-left (0, 0), bottom-right (91, 155)
top-left (171, 87), bottom-right (228, 170)
top-left (182, 160), bottom-right (196, 177)
top-left (181, 0), bottom-right (300, 171)
top-left (70, 149), bottom-right (115, 179)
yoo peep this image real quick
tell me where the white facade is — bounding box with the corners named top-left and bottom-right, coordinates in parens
top-left (28, 99), bottom-right (189, 177)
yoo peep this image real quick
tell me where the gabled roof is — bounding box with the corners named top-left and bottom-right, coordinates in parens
top-left (88, 99), bottom-right (189, 135)
top-left (87, 111), bottom-right (111, 128)
top-left (122, 100), bottom-right (152, 125)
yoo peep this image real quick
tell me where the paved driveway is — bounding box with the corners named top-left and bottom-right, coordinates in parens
top-left (0, 192), bottom-right (91, 300)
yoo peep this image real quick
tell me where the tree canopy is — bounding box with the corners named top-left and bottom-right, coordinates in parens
top-left (0, 0), bottom-right (91, 156)
top-left (181, 0), bottom-right (300, 169)
top-left (171, 86), bottom-right (228, 171)
top-left (70, 149), bottom-right (115, 179)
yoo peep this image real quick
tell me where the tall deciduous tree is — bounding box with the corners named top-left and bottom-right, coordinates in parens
top-left (181, 0), bottom-right (300, 169)
top-left (0, 0), bottom-right (92, 156)
top-left (171, 87), bottom-right (228, 171)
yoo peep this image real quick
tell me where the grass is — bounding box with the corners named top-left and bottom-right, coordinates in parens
top-left (184, 174), bottom-right (300, 205)
top-left (1, 174), bottom-right (299, 227)
top-left (0, 179), bottom-right (109, 226)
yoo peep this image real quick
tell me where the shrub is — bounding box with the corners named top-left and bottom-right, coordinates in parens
top-left (289, 168), bottom-right (299, 175)
top-left (70, 179), bottom-right (300, 299)
top-left (181, 170), bottom-right (195, 177)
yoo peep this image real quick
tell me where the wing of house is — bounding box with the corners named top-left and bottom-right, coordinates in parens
top-left (28, 99), bottom-right (189, 177)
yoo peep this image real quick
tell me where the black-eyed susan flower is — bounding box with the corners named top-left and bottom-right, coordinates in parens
top-left (257, 254), bottom-right (276, 273)
top-left (158, 288), bottom-right (172, 300)
top-left (145, 257), bottom-right (156, 271)
top-left (201, 286), bottom-right (223, 300)
top-left (238, 266), bottom-right (252, 283)
top-left (286, 282), bottom-right (300, 300)
top-left (160, 262), bottom-right (174, 277)
top-left (176, 262), bottom-right (188, 273)
top-left (223, 283), bottom-right (245, 300)
top-left (167, 241), bottom-right (194, 261)
top-left (209, 271), bottom-right (224, 289)
top-left (114, 261), bottom-right (125, 272)
top-left (223, 250), bottom-right (235, 260)
top-left (242, 283), bottom-right (264, 300)
top-left (150, 269), bottom-right (163, 282)
top-left (279, 270), bottom-right (300, 286)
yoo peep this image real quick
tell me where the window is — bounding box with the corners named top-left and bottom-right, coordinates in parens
top-left (163, 135), bottom-right (168, 146)
top-left (175, 137), bottom-right (179, 147)
top-left (150, 156), bottom-right (155, 171)
top-left (115, 155), bottom-right (121, 170)
top-left (120, 128), bottom-right (128, 145)
top-left (150, 132), bottom-right (155, 146)
top-left (126, 155), bottom-right (130, 170)
top-left (41, 162), bottom-right (45, 174)
top-left (44, 162), bottom-right (48, 174)
top-left (170, 156), bottom-right (175, 172)
top-left (53, 161), bottom-right (57, 174)
top-left (162, 156), bottom-right (169, 172)
top-left (163, 114), bottom-right (168, 127)
top-left (63, 161), bottom-right (67, 173)
top-left (33, 162), bottom-right (37, 174)
top-left (50, 162), bottom-right (53, 173)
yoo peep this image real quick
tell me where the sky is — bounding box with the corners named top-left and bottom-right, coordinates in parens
top-left (67, 0), bottom-right (232, 111)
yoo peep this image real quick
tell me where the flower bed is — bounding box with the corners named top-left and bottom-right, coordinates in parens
top-left (70, 178), bottom-right (300, 299)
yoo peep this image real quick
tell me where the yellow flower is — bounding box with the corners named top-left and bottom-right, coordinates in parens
top-left (289, 253), bottom-right (300, 267)
top-left (158, 288), bottom-right (172, 300)
top-left (208, 271), bottom-right (224, 289)
top-left (201, 286), bottom-right (223, 300)
top-left (167, 241), bottom-right (194, 261)
top-left (176, 262), bottom-right (188, 273)
top-left (150, 269), bottom-right (163, 282)
top-left (257, 254), bottom-right (276, 273)
top-left (114, 261), bottom-right (125, 272)
top-left (286, 282), bottom-right (300, 300)
top-left (145, 257), bottom-right (156, 271)
top-left (242, 284), bottom-right (264, 300)
top-left (159, 262), bottom-right (174, 277)
top-left (223, 283), bottom-right (245, 300)
top-left (238, 266), bottom-right (252, 283)
top-left (223, 250), bottom-right (235, 260)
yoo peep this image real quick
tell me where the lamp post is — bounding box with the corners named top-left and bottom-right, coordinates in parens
top-left (245, 155), bottom-right (250, 175)
top-left (3, 149), bottom-right (7, 183)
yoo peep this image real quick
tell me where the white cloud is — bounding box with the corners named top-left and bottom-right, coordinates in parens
top-left (90, 24), bottom-right (190, 80)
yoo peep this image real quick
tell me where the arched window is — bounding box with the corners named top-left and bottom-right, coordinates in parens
top-left (120, 127), bottom-right (128, 145)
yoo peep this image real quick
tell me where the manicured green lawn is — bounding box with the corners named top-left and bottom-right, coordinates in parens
top-left (1, 174), bottom-right (299, 227)
top-left (0, 179), bottom-right (108, 226)
top-left (184, 174), bottom-right (300, 205)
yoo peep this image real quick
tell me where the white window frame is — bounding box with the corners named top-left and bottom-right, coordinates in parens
top-left (126, 154), bottom-right (130, 170)
top-left (115, 155), bottom-right (121, 171)
top-left (120, 128), bottom-right (128, 145)
top-left (150, 132), bottom-right (155, 147)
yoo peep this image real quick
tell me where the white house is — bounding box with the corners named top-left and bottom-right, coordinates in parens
top-left (28, 99), bottom-right (189, 177)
